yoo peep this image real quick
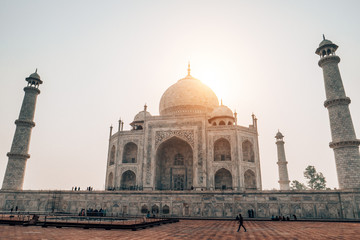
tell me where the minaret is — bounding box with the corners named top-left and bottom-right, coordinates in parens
top-left (316, 36), bottom-right (360, 189)
top-left (2, 70), bottom-right (43, 190)
top-left (275, 131), bottom-right (290, 190)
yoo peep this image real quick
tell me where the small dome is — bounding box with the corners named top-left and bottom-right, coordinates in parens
top-left (275, 131), bottom-right (284, 139)
top-left (28, 69), bottom-right (41, 80)
top-left (210, 105), bottom-right (234, 119)
top-left (26, 69), bottom-right (43, 85)
top-left (319, 39), bottom-right (333, 47)
top-left (133, 110), bottom-right (152, 122)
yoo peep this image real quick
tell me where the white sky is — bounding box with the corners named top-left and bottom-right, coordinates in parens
top-left (0, 0), bottom-right (359, 190)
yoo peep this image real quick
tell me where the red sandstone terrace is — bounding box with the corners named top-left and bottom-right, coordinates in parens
top-left (1, 220), bottom-right (360, 239)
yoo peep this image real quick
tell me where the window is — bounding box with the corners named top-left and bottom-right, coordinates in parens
top-left (174, 153), bottom-right (184, 166)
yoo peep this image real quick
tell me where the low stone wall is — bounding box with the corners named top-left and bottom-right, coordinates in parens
top-left (0, 190), bottom-right (359, 219)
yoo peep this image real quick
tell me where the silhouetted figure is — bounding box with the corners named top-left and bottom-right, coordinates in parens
top-left (293, 214), bottom-right (297, 220)
top-left (10, 207), bottom-right (13, 213)
top-left (75, 187), bottom-right (77, 191)
top-left (286, 216), bottom-right (290, 221)
top-left (237, 214), bottom-right (247, 232)
top-left (251, 209), bottom-right (255, 218)
top-left (275, 216), bottom-right (279, 221)
top-left (271, 215), bottom-right (274, 220)
top-left (15, 206), bottom-right (18, 211)
top-left (248, 209), bottom-right (251, 218)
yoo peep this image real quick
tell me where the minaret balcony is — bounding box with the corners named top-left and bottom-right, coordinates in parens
top-left (318, 55), bottom-right (340, 67)
top-left (329, 140), bottom-right (360, 149)
top-left (324, 97), bottom-right (351, 108)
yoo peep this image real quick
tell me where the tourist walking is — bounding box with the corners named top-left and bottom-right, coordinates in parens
top-left (237, 214), bottom-right (247, 232)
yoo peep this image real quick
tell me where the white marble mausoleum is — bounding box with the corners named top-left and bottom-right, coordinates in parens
top-left (105, 65), bottom-right (262, 192)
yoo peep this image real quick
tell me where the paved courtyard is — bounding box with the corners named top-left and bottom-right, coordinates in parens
top-left (0, 220), bottom-right (359, 239)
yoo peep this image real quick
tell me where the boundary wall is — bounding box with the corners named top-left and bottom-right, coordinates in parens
top-left (0, 190), bottom-right (359, 219)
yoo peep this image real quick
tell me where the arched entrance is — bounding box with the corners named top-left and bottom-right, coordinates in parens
top-left (121, 170), bottom-right (136, 190)
top-left (155, 137), bottom-right (193, 190)
top-left (214, 168), bottom-right (232, 190)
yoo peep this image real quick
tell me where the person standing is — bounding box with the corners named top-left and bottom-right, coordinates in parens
top-left (237, 214), bottom-right (247, 232)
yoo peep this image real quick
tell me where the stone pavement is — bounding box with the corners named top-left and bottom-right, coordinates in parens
top-left (0, 220), bottom-right (359, 240)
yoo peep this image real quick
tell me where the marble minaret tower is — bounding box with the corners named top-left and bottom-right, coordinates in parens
top-left (275, 131), bottom-right (290, 190)
top-left (316, 36), bottom-right (360, 189)
top-left (2, 70), bottom-right (43, 190)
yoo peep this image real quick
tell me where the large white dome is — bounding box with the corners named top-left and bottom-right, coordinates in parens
top-left (159, 74), bottom-right (219, 116)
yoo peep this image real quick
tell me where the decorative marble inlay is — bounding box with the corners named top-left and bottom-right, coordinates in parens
top-left (155, 130), bottom-right (194, 148)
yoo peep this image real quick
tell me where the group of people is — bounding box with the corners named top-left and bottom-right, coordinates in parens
top-left (72, 186), bottom-right (94, 191)
top-left (78, 208), bottom-right (106, 216)
top-left (10, 206), bottom-right (18, 212)
top-left (146, 211), bottom-right (156, 218)
top-left (271, 215), bottom-right (297, 221)
top-left (235, 213), bottom-right (298, 233)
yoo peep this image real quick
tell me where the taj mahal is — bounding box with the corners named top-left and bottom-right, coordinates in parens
top-left (105, 64), bottom-right (261, 192)
top-left (1, 37), bottom-right (360, 219)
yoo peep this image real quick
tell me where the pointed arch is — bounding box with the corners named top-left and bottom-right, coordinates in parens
top-left (214, 138), bottom-right (231, 161)
top-left (108, 172), bottom-right (114, 190)
top-left (244, 169), bottom-right (256, 189)
top-left (155, 136), bottom-right (193, 190)
top-left (123, 142), bottom-right (138, 163)
top-left (151, 205), bottom-right (159, 214)
top-left (242, 140), bottom-right (255, 162)
top-left (214, 168), bottom-right (232, 190)
top-left (121, 170), bottom-right (136, 190)
top-left (109, 145), bottom-right (115, 165)
top-left (141, 205), bottom-right (148, 214)
top-left (162, 205), bottom-right (170, 214)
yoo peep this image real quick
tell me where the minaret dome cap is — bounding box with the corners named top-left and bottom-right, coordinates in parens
top-left (315, 36), bottom-right (338, 55)
top-left (26, 69), bottom-right (43, 84)
top-left (275, 131), bottom-right (284, 139)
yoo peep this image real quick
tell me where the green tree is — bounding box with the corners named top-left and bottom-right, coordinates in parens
top-left (290, 180), bottom-right (307, 190)
top-left (304, 165), bottom-right (326, 190)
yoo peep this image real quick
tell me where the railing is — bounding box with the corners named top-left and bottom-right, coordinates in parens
top-left (0, 211), bottom-right (168, 226)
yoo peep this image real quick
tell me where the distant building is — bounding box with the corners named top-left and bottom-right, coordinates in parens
top-left (105, 64), bottom-right (262, 191)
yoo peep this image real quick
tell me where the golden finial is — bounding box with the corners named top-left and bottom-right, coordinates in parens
top-left (323, 34), bottom-right (325, 40)
top-left (144, 103), bottom-right (147, 111)
top-left (187, 61), bottom-right (191, 76)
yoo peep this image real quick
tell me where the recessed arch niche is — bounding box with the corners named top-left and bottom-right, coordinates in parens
top-left (155, 137), bottom-right (193, 190)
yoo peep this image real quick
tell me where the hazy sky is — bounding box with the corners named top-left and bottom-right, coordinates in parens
top-left (1, 0), bottom-right (359, 190)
